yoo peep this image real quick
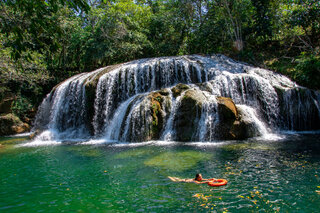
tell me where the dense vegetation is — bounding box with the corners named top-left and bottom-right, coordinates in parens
top-left (0, 0), bottom-right (319, 122)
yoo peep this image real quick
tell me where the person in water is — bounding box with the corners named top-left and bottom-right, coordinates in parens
top-left (168, 173), bottom-right (215, 184)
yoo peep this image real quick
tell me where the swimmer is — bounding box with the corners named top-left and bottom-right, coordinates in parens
top-left (168, 173), bottom-right (215, 184)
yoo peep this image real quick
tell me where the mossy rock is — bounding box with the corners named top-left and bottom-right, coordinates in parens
top-left (159, 88), bottom-right (170, 96)
top-left (149, 92), bottom-right (165, 140)
top-left (0, 113), bottom-right (30, 136)
top-left (229, 120), bottom-right (257, 140)
top-left (171, 83), bottom-right (190, 98)
top-left (85, 64), bottom-right (122, 87)
top-left (195, 82), bottom-right (212, 93)
top-left (215, 97), bottom-right (238, 140)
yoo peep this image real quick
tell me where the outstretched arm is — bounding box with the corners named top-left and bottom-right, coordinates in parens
top-left (168, 176), bottom-right (185, 182)
top-left (202, 178), bottom-right (216, 181)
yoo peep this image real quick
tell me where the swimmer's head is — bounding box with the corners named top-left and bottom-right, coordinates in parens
top-left (195, 173), bottom-right (202, 181)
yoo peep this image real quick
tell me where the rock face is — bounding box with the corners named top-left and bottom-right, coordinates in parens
top-left (216, 97), bottom-right (240, 139)
top-left (0, 113), bottom-right (30, 136)
top-left (213, 97), bottom-right (257, 140)
top-left (217, 97), bottom-right (238, 120)
top-left (171, 83), bottom-right (190, 98)
top-left (32, 54), bottom-right (320, 142)
top-left (174, 89), bottom-right (205, 141)
top-left (275, 87), bottom-right (320, 130)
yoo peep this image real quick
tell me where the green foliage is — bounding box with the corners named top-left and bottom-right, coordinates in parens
top-left (288, 0), bottom-right (320, 47)
top-left (251, 0), bottom-right (273, 39)
top-left (12, 96), bottom-right (32, 118)
top-left (0, 0), bottom-right (89, 60)
top-left (293, 53), bottom-right (320, 89)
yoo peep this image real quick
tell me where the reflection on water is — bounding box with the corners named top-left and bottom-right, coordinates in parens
top-left (0, 134), bottom-right (319, 212)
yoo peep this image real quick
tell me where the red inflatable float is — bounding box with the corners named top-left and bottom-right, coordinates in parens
top-left (207, 179), bottom-right (228, 187)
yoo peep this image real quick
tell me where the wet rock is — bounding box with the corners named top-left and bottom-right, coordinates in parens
top-left (159, 88), bottom-right (170, 96)
top-left (0, 113), bottom-right (30, 136)
top-left (171, 83), bottom-right (190, 98)
top-left (84, 82), bottom-right (97, 135)
top-left (216, 97), bottom-right (238, 120)
top-left (235, 108), bottom-right (261, 138)
top-left (32, 54), bottom-right (320, 142)
top-left (215, 96), bottom-right (255, 140)
top-left (29, 130), bottom-right (41, 140)
top-left (149, 92), bottom-right (165, 140)
top-left (145, 91), bottom-right (171, 140)
top-left (120, 91), bottom-right (171, 142)
top-left (84, 65), bottom-right (122, 135)
top-left (174, 89), bottom-right (205, 141)
top-left (278, 87), bottom-right (320, 130)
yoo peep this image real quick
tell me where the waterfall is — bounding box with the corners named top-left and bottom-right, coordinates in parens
top-left (104, 95), bottom-right (140, 141)
top-left (205, 72), bottom-right (280, 128)
top-left (281, 88), bottom-right (320, 130)
top-left (237, 105), bottom-right (270, 136)
top-left (197, 94), bottom-right (219, 141)
top-left (33, 55), bottom-right (320, 142)
top-left (33, 69), bottom-right (102, 141)
top-left (160, 90), bottom-right (183, 141)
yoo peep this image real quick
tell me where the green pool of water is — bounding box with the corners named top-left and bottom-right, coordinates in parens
top-left (0, 134), bottom-right (320, 212)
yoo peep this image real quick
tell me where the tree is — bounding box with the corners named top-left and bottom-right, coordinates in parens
top-left (0, 0), bottom-right (89, 60)
top-left (251, 0), bottom-right (273, 39)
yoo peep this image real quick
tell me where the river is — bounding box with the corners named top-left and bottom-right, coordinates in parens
top-left (1, 133), bottom-right (319, 212)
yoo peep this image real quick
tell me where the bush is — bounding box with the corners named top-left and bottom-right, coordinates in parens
top-left (294, 53), bottom-right (320, 90)
top-left (12, 96), bottom-right (32, 119)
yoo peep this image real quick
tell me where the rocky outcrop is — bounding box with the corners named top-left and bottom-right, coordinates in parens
top-left (149, 91), bottom-right (170, 140)
top-left (174, 89), bottom-right (206, 141)
top-left (215, 97), bottom-right (238, 139)
top-left (217, 97), bottom-right (238, 120)
top-left (215, 97), bottom-right (257, 140)
top-left (115, 90), bottom-right (172, 142)
top-left (171, 83), bottom-right (190, 98)
top-left (0, 113), bottom-right (30, 136)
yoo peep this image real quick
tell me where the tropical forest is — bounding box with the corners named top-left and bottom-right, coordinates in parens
top-left (0, 0), bottom-right (320, 212)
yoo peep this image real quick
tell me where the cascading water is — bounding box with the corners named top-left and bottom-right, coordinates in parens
top-left (197, 94), bottom-right (219, 141)
top-left (236, 105), bottom-right (270, 136)
top-left (33, 55), bottom-right (320, 143)
top-left (160, 90), bottom-right (184, 141)
top-left (33, 69), bottom-right (102, 141)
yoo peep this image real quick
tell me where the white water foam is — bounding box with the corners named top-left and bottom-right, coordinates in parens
top-left (237, 104), bottom-right (270, 136)
top-left (8, 132), bottom-right (32, 137)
